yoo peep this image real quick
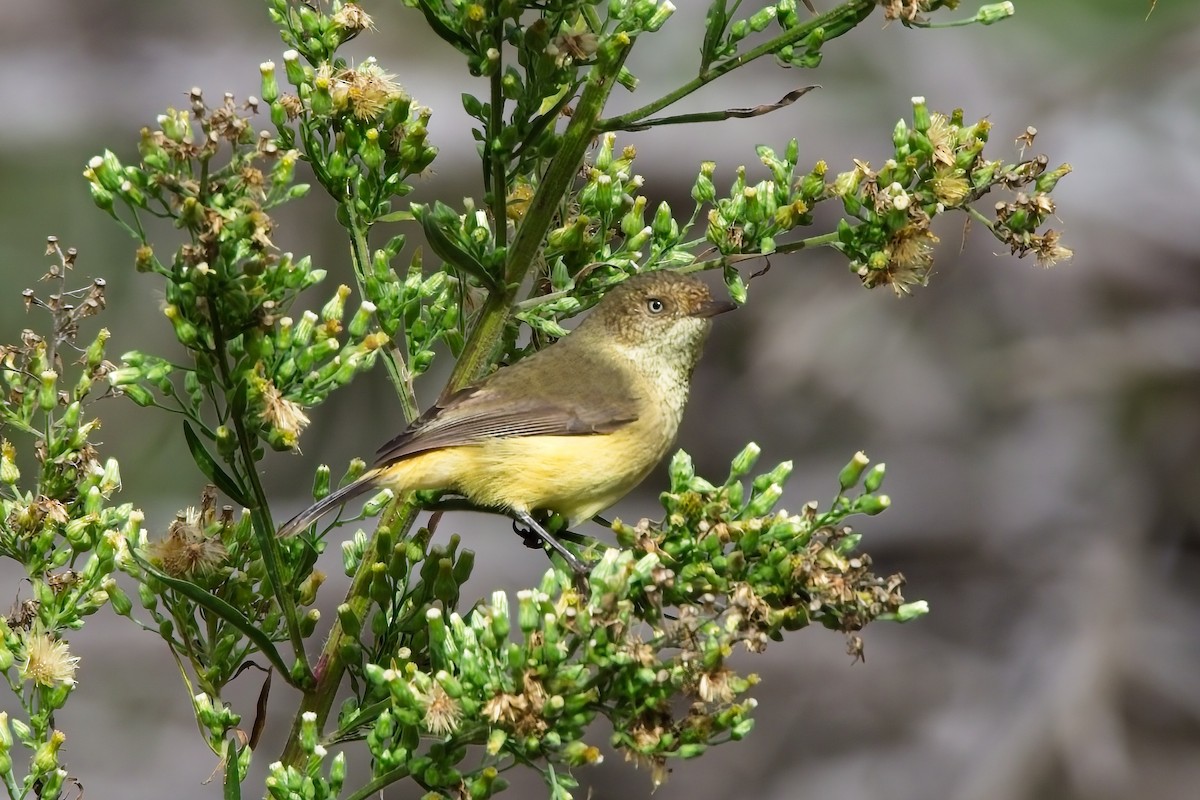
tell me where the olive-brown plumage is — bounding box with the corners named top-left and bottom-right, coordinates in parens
top-left (277, 270), bottom-right (734, 565)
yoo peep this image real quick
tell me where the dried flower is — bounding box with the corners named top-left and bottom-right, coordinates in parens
top-left (1033, 229), bottom-right (1073, 268)
top-left (331, 3), bottom-right (374, 36)
top-left (258, 378), bottom-right (310, 447)
top-left (146, 507), bottom-right (228, 577)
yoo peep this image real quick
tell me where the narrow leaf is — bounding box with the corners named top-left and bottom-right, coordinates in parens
top-left (130, 547), bottom-right (294, 681)
top-left (183, 421), bottom-right (251, 507)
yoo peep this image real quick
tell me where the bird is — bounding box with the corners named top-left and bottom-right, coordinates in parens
top-left (277, 269), bottom-right (735, 574)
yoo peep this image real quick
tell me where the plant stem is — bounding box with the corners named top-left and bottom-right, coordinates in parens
top-left (208, 301), bottom-right (312, 683)
top-left (598, 0), bottom-right (875, 133)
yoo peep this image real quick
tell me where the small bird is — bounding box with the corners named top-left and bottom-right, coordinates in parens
top-left (277, 270), bottom-right (735, 573)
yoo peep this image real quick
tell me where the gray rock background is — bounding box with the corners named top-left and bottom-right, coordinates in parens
top-left (1, 1), bottom-right (1198, 798)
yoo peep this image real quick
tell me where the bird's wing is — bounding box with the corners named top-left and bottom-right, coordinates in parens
top-left (373, 357), bottom-right (640, 467)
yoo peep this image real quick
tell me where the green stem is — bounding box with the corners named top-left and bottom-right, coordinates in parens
top-left (598, 0), bottom-right (875, 133)
top-left (966, 204), bottom-right (997, 232)
top-left (344, 765), bottom-right (413, 800)
top-left (445, 38), bottom-right (634, 393)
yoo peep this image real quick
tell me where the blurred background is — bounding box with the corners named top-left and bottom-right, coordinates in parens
top-left (2, 1), bottom-right (1199, 798)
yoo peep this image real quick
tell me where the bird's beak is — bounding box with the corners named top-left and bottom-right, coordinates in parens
top-left (690, 299), bottom-right (738, 319)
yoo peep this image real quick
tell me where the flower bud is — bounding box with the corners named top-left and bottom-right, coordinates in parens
top-left (282, 50), bottom-right (306, 86)
top-left (863, 462), bottom-right (886, 493)
top-left (838, 451), bottom-right (870, 492)
top-left (651, 201), bottom-right (677, 240)
top-left (728, 442), bottom-right (761, 479)
top-left (976, 2), bottom-right (1015, 24)
top-left (259, 61), bottom-right (280, 104)
top-left (857, 494), bottom-right (891, 515)
top-left (668, 450), bottom-right (695, 491)
top-left (743, 482), bottom-right (782, 517)
top-left (359, 128), bottom-right (384, 170)
top-left (300, 608), bottom-right (320, 638)
top-left (32, 730), bottom-right (66, 774)
top-left (911, 96), bottom-right (930, 134)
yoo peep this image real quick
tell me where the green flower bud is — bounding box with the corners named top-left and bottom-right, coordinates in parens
top-left (10, 718), bottom-right (31, 745)
top-left (645, 0), bottom-right (677, 31)
top-left (294, 310), bottom-right (318, 347)
top-left (282, 50), bottom-right (306, 86)
top-left (119, 179), bottom-right (146, 208)
top-left (300, 608), bottom-right (320, 637)
top-left (976, 2), bottom-right (1015, 24)
top-left (857, 494), bottom-right (891, 515)
top-left (329, 752), bottom-right (346, 793)
top-left (32, 730), bottom-right (66, 774)
top-left (162, 305), bottom-right (199, 347)
top-left (311, 75), bottom-right (334, 117)
top-left (121, 384), bottom-right (154, 407)
top-left (838, 451), bottom-right (870, 492)
top-left (37, 370), bottom-right (57, 411)
top-left (88, 182), bottom-right (114, 212)
top-left (360, 127), bottom-right (385, 170)
top-left (744, 482), bottom-right (783, 517)
top-left (728, 442), bottom-right (761, 480)
top-left (651, 201), bottom-right (677, 240)
top-left (911, 96), bottom-right (931, 133)
top-left (337, 603), bottom-right (362, 638)
top-left (1035, 162), bottom-right (1073, 193)
top-left (360, 489), bottom-right (393, 518)
top-left (668, 450), bottom-right (695, 491)
top-left (88, 151), bottom-right (124, 191)
top-left (106, 582), bottom-right (133, 617)
top-left (259, 61), bottom-right (279, 103)
top-left (214, 425), bottom-right (236, 459)
top-left (348, 301), bottom-right (377, 338)
top-left (887, 601), bottom-right (928, 621)
top-left (516, 590), bottom-right (539, 634)
top-left (863, 462), bottom-right (886, 493)
top-left (138, 582), bottom-right (158, 611)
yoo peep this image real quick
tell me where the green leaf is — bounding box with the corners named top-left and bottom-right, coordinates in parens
top-left (376, 210), bottom-right (416, 223)
top-left (223, 738), bottom-right (242, 800)
top-left (183, 421), bottom-right (252, 508)
top-left (130, 546), bottom-right (295, 681)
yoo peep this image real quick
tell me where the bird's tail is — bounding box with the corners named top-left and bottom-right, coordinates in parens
top-left (276, 470), bottom-right (381, 538)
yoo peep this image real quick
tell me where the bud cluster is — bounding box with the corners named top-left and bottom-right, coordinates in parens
top-left (701, 1), bottom-right (828, 70)
top-left (704, 139), bottom-right (823, 301)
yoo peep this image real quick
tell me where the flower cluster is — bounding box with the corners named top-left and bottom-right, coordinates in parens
top-left (273, 447), bottom-right (921, 800)
top-left (829, 96), bottom-right (1071, 294)
top-left (88, 91), bottom-right (393, 452)
top-left (0, 240), bottom-right (141, 796)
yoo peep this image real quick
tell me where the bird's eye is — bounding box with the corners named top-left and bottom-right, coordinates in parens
top-left (646, 298), bottom-right (666, 314)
